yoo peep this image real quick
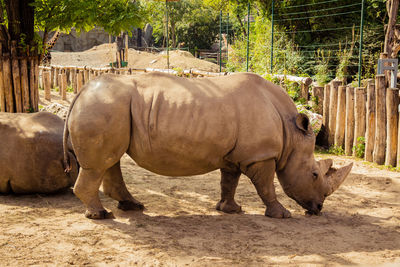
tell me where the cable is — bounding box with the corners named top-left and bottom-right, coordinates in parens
top-left (276, 3), bottom-right (361, 17)
top-left (275, 10), bottom-right (361, 22)
top-left (275, 26), bottom-right (360, 34)
top-left (280, 0), bottom-right (354, 9)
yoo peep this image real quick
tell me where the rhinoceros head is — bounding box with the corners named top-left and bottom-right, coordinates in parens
top-left (276, 113), bottom-right (353, 215)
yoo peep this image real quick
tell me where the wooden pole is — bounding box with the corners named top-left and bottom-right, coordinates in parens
top-left (345, 86), bottom-right (355, 156)
top-left (334, 85), bottom-right (347, 148)
top-left (353, 87), bottom-right (366, 157)
top-left (33, 58), bottom-right (39, 111)
top-left (77, 70), bottom-right (83, 93)
top-left (312, 86), bottom-right (324, 114)
top-left (43, 71), bottom-right (51, 101)
top-left (55, 67), bottom-right (60, 89)
top-left (385, 87), bottom-right (399, 166)
top-left (300, 83), bottom-right (309, 101)
top-left (20, 58), bottom-right (30, 112)
top-left (50, 66), bottom-right (55, 88)
top-left (328, 81), bottom-right (341, 146)
top-left (11, 41), bottom-right (22, 112)
top-left (83, 67), bottom-right (89, 84)
top-left (316, 84), bottom-right (331, 147)
top-left (61, 71), bottom-right (67, 100)
top-left (373, 75), bottom-right (386, 164)
top-left (0, 43), bottom-right (5, 112)
top-left (2, 55), bottom-right (14, 112)
top-left (365, 80), bottom-right (376, 162)
top-left (125, 33), bottom-right (129, 63)
top-left (72, 67), bottom-right (77, 94)
top-left (29, 58), bottom-right (36, 110)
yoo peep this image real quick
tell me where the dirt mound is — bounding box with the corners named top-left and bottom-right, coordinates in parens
top-left (51, 44), bottom-right (220, 72)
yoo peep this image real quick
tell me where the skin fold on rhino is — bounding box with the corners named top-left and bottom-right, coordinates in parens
top-left (63, 72), bottom-right (352, 219)
top-left (0, 112), bottom-right (78, 194)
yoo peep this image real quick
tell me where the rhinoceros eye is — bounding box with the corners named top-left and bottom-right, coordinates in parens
top-left (312, 172), bottom-right (318, 180)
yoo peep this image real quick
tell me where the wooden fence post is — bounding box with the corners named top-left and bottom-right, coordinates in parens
top-left (61, 71), bottom-right (67, 100)
top-left (83, 67), bottom-right (89, 85)
top-left (50, 66), bottom-right (55, 88)
top-left (0, 43), bottom-right (5, 112)
top-left (2, 53), bottom-right (14, 112)
top-left (77, 70), bottom-right (83, 93)
top-left (312, 86), bottom-right (324, 114)
top-left (373, 75), bottom-right (386, 165)
top-left (353, 87), bottom-right (366, 157)
top-left (316, 84), bottom-right (331, 147)
top-left (71, 68), bottom-right (77, 94)
top-left (20, 58), bottom-right (30, 112)
top-left (385, 87), bottom-right (399, 166)
top-left (300, 83), bottom-right (309, 101)
top-left (43, 71), bottom-right (51, 101)
top-left (328, 81), bottom-right (341, 146)
top-left (365, 80), bottom-right (376, 162)
top-left (334, 85), bottom-right (347, 148)
top-left (11, 41), bottom-right (22, 112)
top-left (55, 67), bottom-right (60, 88)
top-left (345, 86), bottom-right (355, 156)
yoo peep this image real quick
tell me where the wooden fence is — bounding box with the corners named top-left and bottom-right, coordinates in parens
top-left (38, 65), bottom-right (228, 101)
top-left (313, 75), bottom-right (400, 167)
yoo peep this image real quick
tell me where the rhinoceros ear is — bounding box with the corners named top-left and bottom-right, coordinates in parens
top-left (295, 113), bottom-right (312, 134)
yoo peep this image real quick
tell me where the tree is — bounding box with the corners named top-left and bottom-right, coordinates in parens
top-left (0, 0), bottom-right (144, 113)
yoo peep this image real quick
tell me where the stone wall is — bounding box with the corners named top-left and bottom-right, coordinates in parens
top-left (49, 25), bottom-right (154, 52)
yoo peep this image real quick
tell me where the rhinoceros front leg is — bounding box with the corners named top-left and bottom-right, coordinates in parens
top-left (216, 168), bottom-right (242, 213)
top-left (74, 168), bottom-right (114, 219)
top-left (244, 160), bottom-right (291, 218)
top-left (102, 161), bottom-right (144, 211)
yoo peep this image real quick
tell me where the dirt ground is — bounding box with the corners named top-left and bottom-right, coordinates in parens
top-left (1, 93), bottom-right (400, 265)
top-left (51, 43), bottom-right (220, 72)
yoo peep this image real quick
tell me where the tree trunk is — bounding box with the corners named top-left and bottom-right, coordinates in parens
top-left (0, 0), bottom-right (40, 113)
top-left (384, 0), bottom-right (400, 58)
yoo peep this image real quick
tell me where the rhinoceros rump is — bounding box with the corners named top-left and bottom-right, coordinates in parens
top-left (64, 73), bottom-right (352, 219)
top-left (0, 112), bottom-right (78, 194)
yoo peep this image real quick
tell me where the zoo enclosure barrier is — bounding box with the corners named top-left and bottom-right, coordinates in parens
top-left (38, 65), bottom-right (228, 101)
top-left (309, 73), bottom-right (399, 168)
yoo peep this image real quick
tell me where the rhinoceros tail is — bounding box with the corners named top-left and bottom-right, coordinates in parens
top-left (63, 90), bottom-right (84, 173)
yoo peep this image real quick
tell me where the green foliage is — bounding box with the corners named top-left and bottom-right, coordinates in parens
top-left (66, 86), bottom-right (74, 93)
top-left (353, 136), bottom-right (366, 158)
top-left (141, 0), bottom-right (219, 50)
top-left (32, 0), bottom-right (144, 36)
top-left (329, 145), bottom-right (345, 156)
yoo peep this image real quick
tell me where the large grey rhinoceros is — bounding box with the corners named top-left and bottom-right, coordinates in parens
top-left (63, 72), bottom-right (352, 219)
top-left (0, 112), bottom-right (78, 194)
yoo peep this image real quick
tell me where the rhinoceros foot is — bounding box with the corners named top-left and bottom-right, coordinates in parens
top-left (85, 209), bottom-right (115, 220)
top-left (118, 200), bottom-right (145, 211)
top-left (216, 199), bottom-right (242, 214)
top-left (265, 201), bottom-right (291, 219)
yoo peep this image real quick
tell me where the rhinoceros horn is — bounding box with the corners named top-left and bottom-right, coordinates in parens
top-left (323, 162), bottom-right (353, 196)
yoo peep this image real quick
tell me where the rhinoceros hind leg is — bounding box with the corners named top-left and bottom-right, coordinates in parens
top-left (216, 168), bottom-right (242, 214)
top-left (118, 200), bottom-right (144, 211)
top-left (74, 168), bottom-right (109, 219)
top-left (244, 160), bottom-right (291, 219)
top-left (102, 161), bottom-right (144, 211)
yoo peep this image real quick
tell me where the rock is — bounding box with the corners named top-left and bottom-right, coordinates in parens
top-left (40, 103), bottom-right (69, 121)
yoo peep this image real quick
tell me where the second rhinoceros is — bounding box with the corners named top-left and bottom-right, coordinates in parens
top-left (0, 112), bottom-right (78, 194)
top-left (64, 72), bottom-right (352, 219)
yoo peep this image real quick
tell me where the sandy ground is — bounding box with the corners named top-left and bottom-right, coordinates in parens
top-left (1, 91), bottom-right (400, 266)
top-left (51, 43), bottom-right (220, 72)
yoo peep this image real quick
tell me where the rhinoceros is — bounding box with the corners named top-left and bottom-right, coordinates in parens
top-left (63, 72), bottom-right (352, 219)
top-left (0, 112), bottom-right (78, 194)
